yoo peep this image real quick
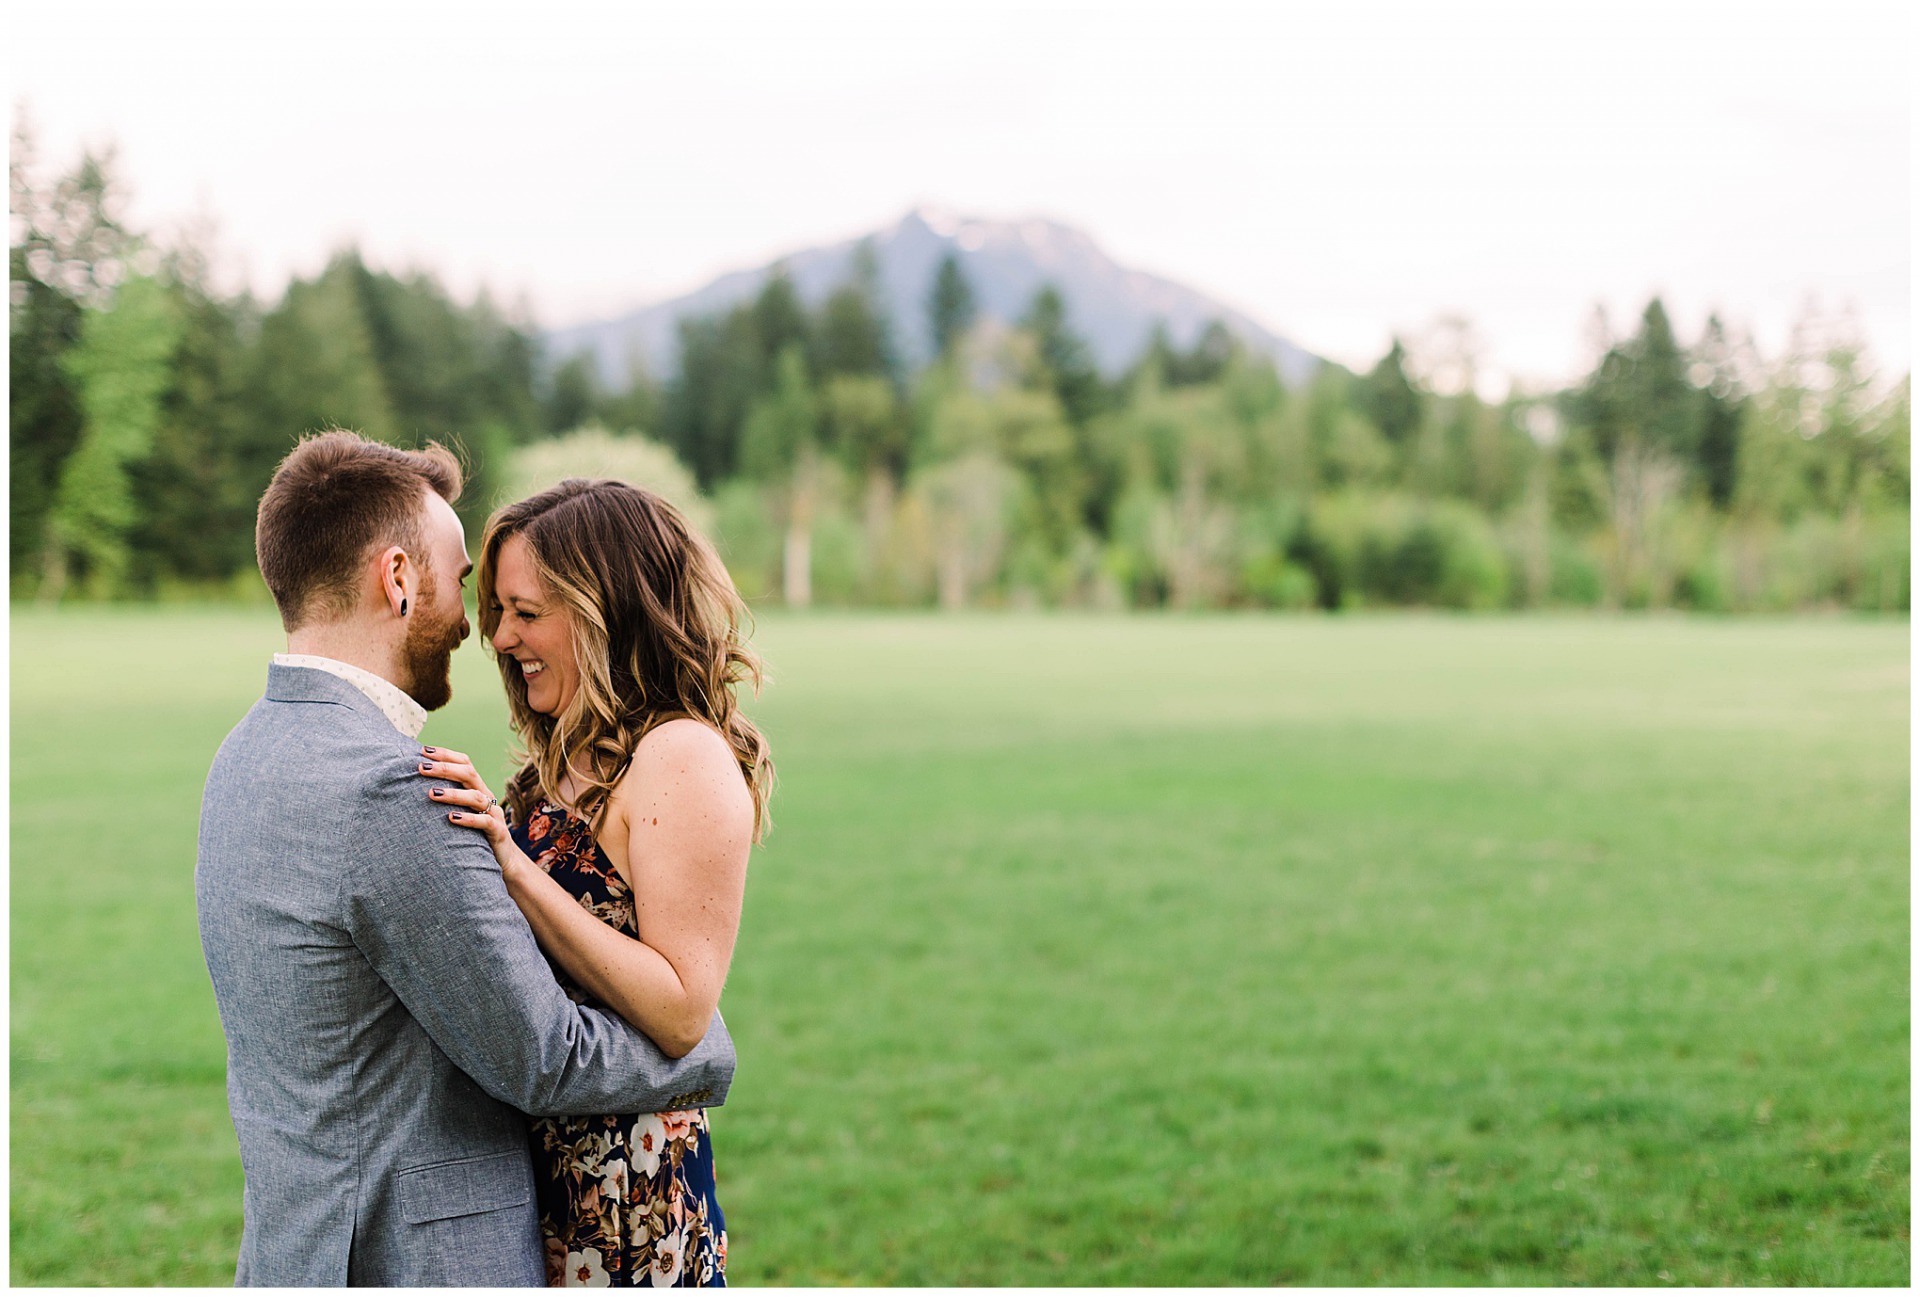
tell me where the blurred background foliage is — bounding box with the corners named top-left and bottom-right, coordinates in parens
top-left (12, 128), bottom-right (1908, 614)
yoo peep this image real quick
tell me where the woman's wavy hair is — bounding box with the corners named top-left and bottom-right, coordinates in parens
top-left (478, 479), bottom-right (773, 840)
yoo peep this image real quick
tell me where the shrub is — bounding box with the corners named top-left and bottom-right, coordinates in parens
top-left (1673, 559), bottom-right (1730, 612)
top-left (712, 480), bottom-right (780, 602)
top-left (1548, 534), bottom-right (1604, 606)
top-left (1240, 551), bottom-right (1318, 609)
top-left (1855, 511), bottom-right (1910, 612)
top-left (1287, 492), bottom-right (1377, 609)
top-left (1292, 494), bottom-right (1509, 610)
top-left (1427, 504), bottom-right (1510, 610)
top-left (808, 508), bottom-right (865, 606)
top-left (507, 426), bottom-right (712, 536)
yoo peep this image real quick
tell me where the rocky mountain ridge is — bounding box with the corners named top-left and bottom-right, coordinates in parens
top-left (545, 207), bottom-right (1322, 385)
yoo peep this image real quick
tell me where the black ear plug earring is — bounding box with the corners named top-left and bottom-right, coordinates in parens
top-left (400, 598), bottom-right (409, 615)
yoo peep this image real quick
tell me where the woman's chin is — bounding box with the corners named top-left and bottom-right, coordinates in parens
top-left (521, 678), bottom-right (569, 716)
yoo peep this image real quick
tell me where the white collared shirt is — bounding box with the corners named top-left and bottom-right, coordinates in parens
top-left (273, 653), bottom-right (428, 739)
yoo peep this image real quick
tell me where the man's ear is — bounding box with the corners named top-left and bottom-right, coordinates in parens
top-left (376, 545), bottom-right (412, 618)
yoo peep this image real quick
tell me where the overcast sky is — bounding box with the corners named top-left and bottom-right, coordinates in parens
top-left (10, 0), bottom-right (1910, 392)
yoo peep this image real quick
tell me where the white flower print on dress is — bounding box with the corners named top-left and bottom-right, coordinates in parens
top-left (648, 1222), bottom-right (687, 1287)
top-left (632, 1113), bottom-right (669, 1179)
top-left (564, 1245), bottom-right (609, 1287)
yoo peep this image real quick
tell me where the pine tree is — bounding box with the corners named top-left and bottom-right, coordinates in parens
top-left (750, 266), bottom-right (810, 380)
top-left (126, 245), bottom-right (261, 588)
top-left (43, 274), bottom-right (182, 598)
top-left (10, 130), bottom-right (131, 583)
top-left (544, 352), bottom-right (603, 434)
top-left (247, 254), bottom-right (397, 446)
top-left (1020, 285), bottom-right (1105, 429)
top-left (927, 252), bottom-right (975, 360)
top-left (1692, 314), bottom-right (1745, 509)
top-left (1358, 338), bottom-right (1422, 446)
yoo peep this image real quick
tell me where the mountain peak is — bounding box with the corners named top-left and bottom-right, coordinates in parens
top-left (902, 204), bottom-right (962, 237)
top-left (547, 209), bottom-right (1320, 385)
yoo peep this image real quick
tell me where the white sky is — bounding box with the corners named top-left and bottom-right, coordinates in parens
top-left (9, 0), bottom-right (1911, 392)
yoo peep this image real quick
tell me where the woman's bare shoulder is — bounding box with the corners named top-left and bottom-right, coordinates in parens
top-left (639, 715), bottom-right (733, 755)
top-left (612, 718), bottom-right (752, 822)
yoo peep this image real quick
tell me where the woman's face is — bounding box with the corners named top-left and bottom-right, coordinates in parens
top-left (489, 533), bottom-right (580, 717)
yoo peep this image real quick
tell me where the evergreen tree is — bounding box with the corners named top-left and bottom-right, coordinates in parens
top-left (750, 266), bottom-right (811, 379)
top-left (1692, 314), bottom-right (1745, 509)
top-left (1574, 297), bottom-right (1699, 469)
top-left (1218, 350), bottom-right (1293, 502)
top-left (348, 259), bottom-right (542, 468)
top-left (1020, 285), bottom-right (1105, 428)
top-left (247, 256), bottom-right (397, 446)
top-left (1626, 299), bottom-right (1698, 462)
top-left (9, 131), bottom-right (130, 583)
top-left (469, 293), bottom-right (543, 441)
top-left (597, 360), bottom-right (661, 438)
top-left (927, 252), bottom-right (975, 360)
top-left (813, 243), bottom-right (895, 381)
top-left (662, 309), bottom-right (759, 487)
top-left (1172, 321), bottom-right (1237, 387)
top-left (544, 352), bottom-right (603, 434)
top-left (821, 373), bottom-right (905, 482)
top-left (1357, 338), bottom-right (1422, 446)
top-left (127, 245), bottom-right (261, 587)
top-left (1134, 323), bottom-right (1180, 387)
top-left (663, 271), bottom-right (808, 489)
top-left (1133, 321), bottom-right (1240, 389)
top-left (43, 273), bottom-right (182, 598)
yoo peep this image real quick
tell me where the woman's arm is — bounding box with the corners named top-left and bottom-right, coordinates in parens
top-left (420, 725), bottom-right (752, 1059)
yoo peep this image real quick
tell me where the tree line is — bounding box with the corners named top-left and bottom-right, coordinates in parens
top-left (12, 132), bottom-right (1909, 612)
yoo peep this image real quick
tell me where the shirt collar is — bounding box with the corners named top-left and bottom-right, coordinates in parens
top-left (271, 653), bottom-right (428, 739)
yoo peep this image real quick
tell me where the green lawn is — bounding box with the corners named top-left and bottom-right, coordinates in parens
top-left (10, 608), bottom-right (1910, 1285)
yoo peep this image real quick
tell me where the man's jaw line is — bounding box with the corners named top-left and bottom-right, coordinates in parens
top-left (397, 610), bottom-right (468, 712)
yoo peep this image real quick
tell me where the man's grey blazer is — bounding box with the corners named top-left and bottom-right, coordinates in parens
top-left (196, 664), bottom-right (735, 1286)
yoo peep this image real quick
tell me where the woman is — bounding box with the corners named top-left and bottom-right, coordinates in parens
top-left (416, 479), bottom-right (772, 1287)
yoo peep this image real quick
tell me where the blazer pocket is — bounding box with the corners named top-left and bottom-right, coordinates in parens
top-left (396, 1150), bottom-right (531, 1225)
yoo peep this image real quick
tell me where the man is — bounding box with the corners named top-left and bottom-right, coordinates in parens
top-left (196, 430), bottom-right (733, 1286)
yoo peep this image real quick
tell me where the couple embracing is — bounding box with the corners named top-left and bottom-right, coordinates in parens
top-left (196, 430), bottom-right (771, 1287)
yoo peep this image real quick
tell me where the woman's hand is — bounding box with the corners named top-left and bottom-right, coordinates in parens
top-left (417, 746), bottom-right (517, 873)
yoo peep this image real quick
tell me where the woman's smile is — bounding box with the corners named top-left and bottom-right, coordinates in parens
top-left (491, 533), bottom-right (579, 715)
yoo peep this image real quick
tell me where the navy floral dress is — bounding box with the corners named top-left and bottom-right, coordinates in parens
top-left (513, 798), bottom-right (728, 1288)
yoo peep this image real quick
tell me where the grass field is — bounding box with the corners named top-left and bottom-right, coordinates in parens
top-left (9, 608), bottom-right (1910, 1285)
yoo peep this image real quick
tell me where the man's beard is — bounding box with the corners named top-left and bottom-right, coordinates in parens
top-left (401, 585), bottom-right (466, 711)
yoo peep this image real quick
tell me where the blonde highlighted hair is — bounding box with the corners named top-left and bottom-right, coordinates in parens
top-left (478, 479), bottom-right (773, 838)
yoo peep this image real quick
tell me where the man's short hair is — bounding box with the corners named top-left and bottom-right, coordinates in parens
top-left (255, 429), bottom-right (463, 631)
